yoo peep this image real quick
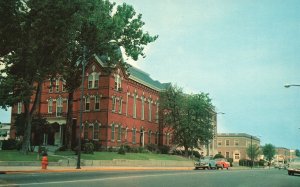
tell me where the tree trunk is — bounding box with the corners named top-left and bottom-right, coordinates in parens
top-left (21, 81), bottom-right (42, 154)
top-left (184, 146), bottom-right (189, 157)
top-left (21, 102), bottom-right (32, 154)
top-left (64, 91), bottom-right (74, 150)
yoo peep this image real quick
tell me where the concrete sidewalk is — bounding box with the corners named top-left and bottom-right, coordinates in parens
top-left (0, 166), bottom-right (195, 174)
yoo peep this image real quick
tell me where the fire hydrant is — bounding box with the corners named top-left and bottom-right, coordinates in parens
top-left (41, 153), bottom-right (48, 169)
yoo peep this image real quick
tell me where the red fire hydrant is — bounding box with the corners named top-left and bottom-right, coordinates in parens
top-left (41, 153), bottom-right (48, 169)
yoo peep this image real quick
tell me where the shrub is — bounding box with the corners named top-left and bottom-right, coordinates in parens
top-left (213, 153), bottom-right (224, 159)
top-left (92, 141), bottom-right (102, 151)
top-left (2, 139), bottom-right (19, 150)
top-left (146, 144), bottom-right (158, 153)
top-left (118, 145), bottom-right (126, 155)
top-left (83, 142), bottom-right (94, 154)
top-left (108, 146), bottom-right (114, 152)
top-left (258, 159), bottom-right (265, 166)
top-left (159, 145), bottom-right (170, 154)
top-left (124, 145), bottom-right (132, 152)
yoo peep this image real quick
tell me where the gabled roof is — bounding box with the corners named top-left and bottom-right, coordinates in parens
top-left (94, 54), bottom-right (169, 92)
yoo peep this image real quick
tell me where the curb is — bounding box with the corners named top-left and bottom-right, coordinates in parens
top-left (0, 167), bottom-right (195, 174)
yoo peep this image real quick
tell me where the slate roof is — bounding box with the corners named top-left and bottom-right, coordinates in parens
top-left (128, 66), bottom-right (169, 91)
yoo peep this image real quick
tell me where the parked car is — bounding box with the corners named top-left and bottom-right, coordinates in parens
top-left (287, 157), bottom-right (300, 176)
top-left (194, 156), bottom-right (217, 170)
top-left (215, 158), bottom-right (230, 170)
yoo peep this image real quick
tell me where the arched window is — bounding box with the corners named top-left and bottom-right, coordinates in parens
top-left (155, 132), bottom-right (159, 144)
top-left (132, 128), bottom-right (136, 144)
top-left (133, 94), bottom-right (137, 118)
top-left (48, 98), bottom-right (53, 113)
top-left (111, 124), bottom-right (115, 140)
top-left (93, 123), bottom-right (99, 140)
top-left (84, 123), bottom-right (89, 140)
top-left (56, 97), bottom-right (63, 117)
top-left (141, 96), bottom-right (145, 120)
top-left (148, 130), bottom-right (152, 144)
top-left (85, 96), bottom-right (90, 111)
top-left (95, 95), bottom-right (100, 111)
top-left (118, 125), bottom-right (122, 141)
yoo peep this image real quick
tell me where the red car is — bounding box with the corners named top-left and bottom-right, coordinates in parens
top-left (215, 158), bottom-right (230, 170)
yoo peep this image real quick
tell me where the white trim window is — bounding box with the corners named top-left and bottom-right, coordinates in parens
top-left (55, 79), bottom-right (60, 92)
top-left (133, 94), bottom-right (137, 118)
top-left (93, 123), bottom-right (99, 140)
top-left (95, 95), bottom-right (100, 111)
top-left (17, 102), bottom-right (22, 114)
top-left (225, 139), bottom-right (230, 146)
top-left (155, 102), bottom-right (159, 123)
top-left (112, 96), bottom-right (117, 112)
top-left (62, 80), bottom-right (66, 92)
top-left (118, 99), bottom-right (122, 114)
top-left (155, 132), bottom-right (159, 144)
top-left (148, 100), bottom-right (152, 122)
top-left (114, 74), bottom-right (122, 91)
top-left (88, 72), bottom-right (99, 89)
top-left (148, 130), bottom-right (151, 144)
top-left (132, 128), bottom-right (136, 144)
top-left (56, 97), bottom-right (63, 117)
top-left (126, 92), bottom-right (129, 116)
top-left (48, 98), bottom-right (53, 113)
top-left (85, 96), bottom-right (90, 111)
top-left (125, 127), bottom-right (128, 142)
top-left (84, 123), bottom-right (89, 140)
top-left (141, 97), bottom-right (145, 120)
top-left (111, 124), bottom-right (115, 141)
top-left (118, 125), bottom-right (122, 141)
top-left (49, 80), bottom-right (53, 93)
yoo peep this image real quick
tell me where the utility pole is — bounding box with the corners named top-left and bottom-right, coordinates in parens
top-left (251, 135), bottom-right (253, 169)
top-left (76, 46), bottom-right (87, 169)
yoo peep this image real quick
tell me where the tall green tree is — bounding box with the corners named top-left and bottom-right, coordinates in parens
top-left (160, 84), bottom-right (215, 156)
top-left (61, 1), bottom-right (158, 149)
top-left (262, 144), bottom-right (276, 164)
top-left (246, 144), bottom-right (261, 162)
top-left (0, 0), bottom-right (158, 153)
top-left (295, 149), bottom-right (300, 157)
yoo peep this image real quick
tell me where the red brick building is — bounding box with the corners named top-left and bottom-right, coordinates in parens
top-left (10, 55), bottom-right (171, 149)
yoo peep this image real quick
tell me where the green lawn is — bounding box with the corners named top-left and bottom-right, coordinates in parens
top-left (0, 150), bottom-right (190, 162)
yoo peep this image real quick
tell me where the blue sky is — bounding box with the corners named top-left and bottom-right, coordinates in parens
top-left (1, 0), bottom-right (300, 150)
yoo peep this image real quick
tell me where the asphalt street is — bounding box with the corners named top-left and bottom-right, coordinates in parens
top-left (0, 169), bottom-right (299, 187)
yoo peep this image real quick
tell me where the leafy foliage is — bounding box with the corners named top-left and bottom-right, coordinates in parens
top-left (0, 0), bottom-right (157, 154)
top-left (262, 144), bottom-right (276, 162)
top-left (246, 144), bottom-right (261, 161)
top-left (159, 84), bottom-right (215, 156)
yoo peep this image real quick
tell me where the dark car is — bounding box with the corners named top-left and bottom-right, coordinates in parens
top-left (194, 156), bottom-right (217, 170)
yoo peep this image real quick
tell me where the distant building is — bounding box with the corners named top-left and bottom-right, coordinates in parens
top-left (215, 133), bottom-right (260, 163)
top-left (0, 123), bottom-right (10, 150)
top-left (274, 147), bottom-right (294, 163)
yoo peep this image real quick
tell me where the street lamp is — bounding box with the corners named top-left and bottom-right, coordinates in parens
top-left (76, 46), bottom-right (87, 169)
top-left (210, 112), bottom-right (225, 156)
top-left (284, 84), bottom-right (300, 88)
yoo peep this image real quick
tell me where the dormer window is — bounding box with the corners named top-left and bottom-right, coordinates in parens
top-left (114, 74), bottom-right (122, 91)
top-left (88, 72), bottom-right (99, 89)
